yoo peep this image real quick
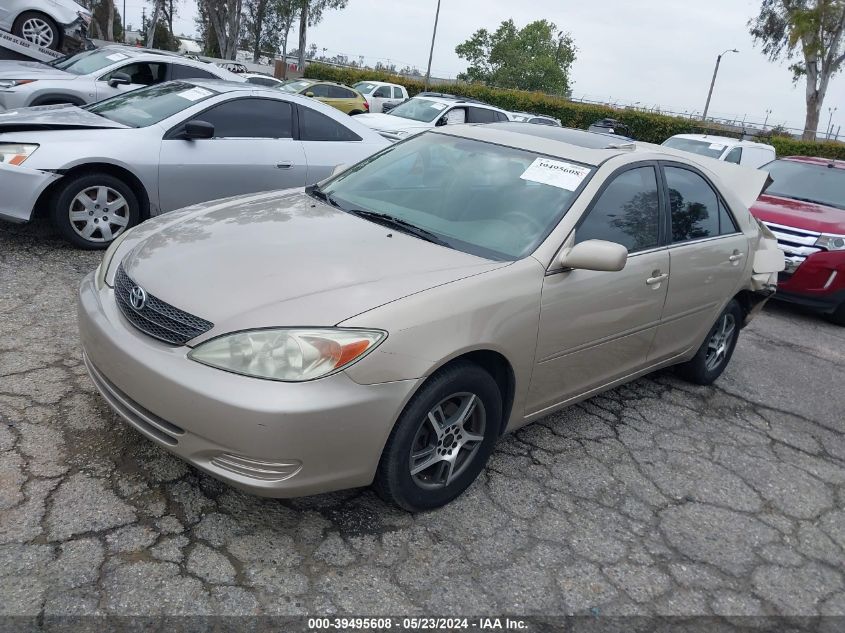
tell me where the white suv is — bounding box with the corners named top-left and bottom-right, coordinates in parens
top-left (354, 93), bottom-right (511, 141)
top-left (662, 134), bottom-right (776, 169)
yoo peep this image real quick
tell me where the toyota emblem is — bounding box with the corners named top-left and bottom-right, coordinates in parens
top-left (129, 285), bottom-right (147, 311)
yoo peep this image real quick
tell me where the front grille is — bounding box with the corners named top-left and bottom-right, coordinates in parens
top-left (762, 221), bottom-right (826, 274)
top-left (114, 264), bottom-right (213, 345)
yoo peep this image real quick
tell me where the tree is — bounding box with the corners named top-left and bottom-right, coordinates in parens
top-left (750, 0), bottom-right (845, 139)
top-left (455, 19), bottom-right (576, 94)
top-left (88, 1), bottom-right (123, 41)
top-left (202, 0), bottom-right (243, 59)
top-left (296, 1), bottom-right (348, 71)
top-left (242, 0), bottom-right (299, 64)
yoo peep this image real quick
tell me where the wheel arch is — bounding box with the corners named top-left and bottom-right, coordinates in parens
top-left (33, 162), bottom-right (151, 221)
top-left (29, 93), bottom-right (86, 107)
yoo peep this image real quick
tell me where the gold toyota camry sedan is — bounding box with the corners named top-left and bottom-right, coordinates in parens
top-left (78, 124), bottom-right (785, 511)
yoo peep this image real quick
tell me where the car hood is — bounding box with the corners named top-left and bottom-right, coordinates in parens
top-left (120, 190), bottom-right (507, 338)
top-left (0, 61), bottom-right (74, 81)
top-left (0, 104), bottom-right (129, 130)
top-left (354, 113), bottom-right (431, 133)
top-left (751, 193), bottom-right (845, 234)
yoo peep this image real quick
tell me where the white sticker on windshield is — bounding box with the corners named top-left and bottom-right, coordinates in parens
top-left (177, 87), bottom-right (213, 101)
top-left (520, 158), bottom-right (591, 191)
top-left (106, 53), bottom-right (129, 62)
top-left (708, 143), bottom-right (726, 150)
top-left (430, 102), bottom-right (447, 111)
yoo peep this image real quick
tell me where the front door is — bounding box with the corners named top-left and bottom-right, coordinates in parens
top-left (158, 97), bottom-right (307, 211)
top-left (96, 61), bottom-right (168, 100)
top-left (527, 164), bottom-right (670, 415)
top-left (649, 163), bottom-right (750, 361)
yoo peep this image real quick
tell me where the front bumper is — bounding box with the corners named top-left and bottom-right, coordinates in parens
top-left (0, 162), bottom-right (60, 223)
top-left (77, 272), bottom-right (417, 497)
top-left (776, 250), bottom-right (845, 314)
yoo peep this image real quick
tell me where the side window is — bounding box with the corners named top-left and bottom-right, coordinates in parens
top-left (719, 201), bottom-right (738, 234)
top-left (327, 85), bottom-right (354, 98)
top-left (102, 62), bottom-right (167, 85)
top-left (393, 87), bottom-right (404, 99)
top-left (466, 107), bottom-right (499, 124)
top-left (664, 166), bottom-right (720, 243)
top-left (308, 83), bottom-right (331, 98)
top-left (298, 105), bottom-right (361, 141)
top-left (575, 166), bottom-right (661, 253)
top-left (373, 86), bottom-right (391, 98)
top-left (171, 64), bottom-right (219, 80)
top-left (724, 146), bottom-right (742, 164)
top-left (493, 111), bottom-right (509, 122)
top-left (195, 98), bottom-right (292, 138)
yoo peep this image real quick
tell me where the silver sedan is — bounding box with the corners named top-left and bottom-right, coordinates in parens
top-left (0, 79), bottom-right (390, 248)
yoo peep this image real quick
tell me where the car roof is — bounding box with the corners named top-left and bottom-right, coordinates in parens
top-left (782, 156), bottom-right (845, 170)
top-left (669, 133), bottom-right (775, 150)
top-left (181, 78), bottom-right (261, 93)
top-left (411, 94), bottom-right (505, 111)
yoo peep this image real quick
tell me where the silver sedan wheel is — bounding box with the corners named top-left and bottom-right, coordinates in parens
top-left (21, 18), bottom-right (55, 48)
top-left (409, 392), bottom-right (486, 489)
top-left (705, 313), bottom-right (736, 372)
top-left (69, 186), bottom-right (131, 244)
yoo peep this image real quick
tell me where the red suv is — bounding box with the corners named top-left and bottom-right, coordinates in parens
top-left (750, 156), bottom-right (845, 325)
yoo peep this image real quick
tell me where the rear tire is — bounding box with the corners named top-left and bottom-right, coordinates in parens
top-left (675, 300), bottom-right (742, 385)
top-left (374, 362), bottom-right (502, 511)
top-left (13, 11), bottom-right (61, 50)
top-left (50, 173), bottom-right (140, 249)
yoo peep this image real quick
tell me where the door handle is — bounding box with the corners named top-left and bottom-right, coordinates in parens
top-left (728, 251), bottom-right (745, 262)
top-left (276, 162), bottom-right (293, 169)
top-left (646, 273), bottom-right (669, 286)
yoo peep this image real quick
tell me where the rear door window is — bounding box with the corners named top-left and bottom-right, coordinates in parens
top-left (466, 107), bottom-right (499, 123)
top-left (664, 166), bottom-right (720, 242)
top-left (393, 86), bottom-right (404, 99)
top-left (171, 64), bottom-right (219, 80)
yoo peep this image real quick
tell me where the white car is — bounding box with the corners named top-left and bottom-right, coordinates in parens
top-left (0, 45), bottom-right (243, 110)
top-left (0, 0), bottom-right (91, 51)
top-left (241, 72), bottom-right (286, 88)
top-left (352, 81), bottom-right (408, 113)
top-left (662, 134), bottom-right (776, 169)
top-left (354, 94), bottom-right (511, 141)
top-left (510, 111), bottom-right (562, 126)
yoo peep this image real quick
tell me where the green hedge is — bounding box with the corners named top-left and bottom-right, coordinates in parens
top-left (304, 63), bottom-right (845, 159)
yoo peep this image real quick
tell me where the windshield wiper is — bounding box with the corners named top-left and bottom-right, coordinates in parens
top-left (346, 209), bottom-right (450, 246)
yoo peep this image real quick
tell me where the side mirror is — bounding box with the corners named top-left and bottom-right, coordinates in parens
top-left (559, 239), bottom-right (628, 272)
top-left (305, 91), bottom-right (315, 97)
top-left (107, 72), bottom-right (132, 88)
top-left (184, 120), bottom-right (215, 140)
top-left (331, 163), bottom-right (348, 177)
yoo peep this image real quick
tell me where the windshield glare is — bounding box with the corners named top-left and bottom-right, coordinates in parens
top-left (764, 159), bottom-right (845, 210)
top-left (279, 79), bottom-right (311, 93)
top-left (49, 49), bottom-right (131, 75)
top-left (388, 98), bottom-right (448, 123)
top-left (322, 133), bottom-right (590, 259)
top-left (86, 82), bottom-right (218, 127)
top-left (663, 137), bottom-right (728, 159)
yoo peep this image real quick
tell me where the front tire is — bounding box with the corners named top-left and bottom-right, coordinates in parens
top-left (50, 173), bottom-right (140, 249)
top-left (827, 302), bottom-right (845, 327)
top-left (13, 12), bottom-right (61, 50)
top-left (675, 300), bottom-right (742, 385)
top-left (374, 362), bottom-right (502, 511)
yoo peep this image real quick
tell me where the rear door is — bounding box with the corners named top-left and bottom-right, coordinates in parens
top-left (648, 163), bottom-right (750, 362)
top-left (158, 97), bottom-right (306, 211)
top-left (527, 163), bottom-right (670, 413)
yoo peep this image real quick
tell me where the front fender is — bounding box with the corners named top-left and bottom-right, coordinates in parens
top-left (0, 161), bottom-right (60, 222)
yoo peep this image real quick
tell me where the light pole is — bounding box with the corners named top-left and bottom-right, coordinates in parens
top-left (763, 108), bottom-right (772, 130)
top-left (424, 0), bottom-right (442, 90)
top-left (827, 107), bottom-right (838, 139)
top-left (702, 48), bottom-right (738, 122)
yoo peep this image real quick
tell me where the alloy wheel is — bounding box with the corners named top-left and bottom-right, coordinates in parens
top-left (69, 186), bottom-right (131, 244)
top-left (409, 392), bottom-right (486, 489)
top-left (21, 18), bottom-right (54, 48)
top-left (705, 313), bottom-right (736, 372)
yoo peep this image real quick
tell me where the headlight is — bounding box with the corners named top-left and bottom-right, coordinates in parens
top-left (189, 328), bottom-right (386, 381)
top-left (816, 233), bottom-right (845, 251)
top-left (95, 228), bottom-right (133, 289)
top-left (0, 143), bottom-right (38, 166)
top-left (0, 79), bottom-right (35, 88)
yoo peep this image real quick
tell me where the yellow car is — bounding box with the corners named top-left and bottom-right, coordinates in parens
top-left (279, 79), bottom-right (369, 115)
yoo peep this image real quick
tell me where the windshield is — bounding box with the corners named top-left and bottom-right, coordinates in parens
top-left (764, 159), bottom-right (845, 210)
top-left (321, 133), bottom-right (592, 259)
top-left (49, 49), bottom-right (133, 75)
top-left (662, 137), bottom-right (728, 159)
top-left (388, 98), bottom-right (449, 123)
top-left (279, 79), bottom-right (311, 93)
top-left (353, 82), bottom-right (377, 94)
top-left (86, 82), bottom-right (218, 128)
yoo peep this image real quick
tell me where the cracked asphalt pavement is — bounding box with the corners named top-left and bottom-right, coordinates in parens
top-left (2, 221), bottom-right (845, 621)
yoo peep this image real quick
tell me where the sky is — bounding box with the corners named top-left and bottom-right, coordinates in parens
top-left (120, 0), bottom-right (845, 135)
